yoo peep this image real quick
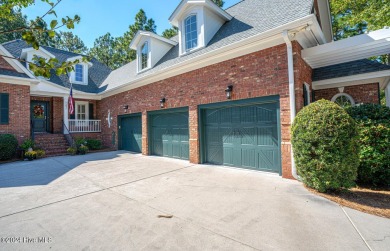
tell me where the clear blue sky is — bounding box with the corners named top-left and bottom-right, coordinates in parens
top-left (22, 0), bottom-right (241, 49)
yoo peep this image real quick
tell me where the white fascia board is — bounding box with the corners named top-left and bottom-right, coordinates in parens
top-left (67, 55), bottom-right (93, 67)
top-left (130, 31), bottom-right (177, 50)
top-left (169, 0), bottom-right (232, 27)
top-left (101, 14), bottom-right (317, 98)
top-left (302, 28), bottom-right (390, 68)
top-left (0, 75), bottom-right (39, 86)
top-left (0, 45), bottom-right (37, 78)
top-left (312, 70), bottom-right (390, 90)
top-left (33, 79), bottom-right (101, 100)
top-left (21, 47), bottom-right (55, 59)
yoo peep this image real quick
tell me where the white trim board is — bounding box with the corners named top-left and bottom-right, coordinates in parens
top-left (312, 70), bottom-right (390, 90)
top-left (302, 28), bottom-right (390, 68)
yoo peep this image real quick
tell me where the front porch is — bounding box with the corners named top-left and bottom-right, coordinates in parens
top-left (30, 96), bottom-right (101, 135)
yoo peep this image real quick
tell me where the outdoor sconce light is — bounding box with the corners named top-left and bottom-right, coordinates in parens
top-left (225, 85), bottom-right (233, 99)
top-left (123, 105), bottom-right (129, 110)
top-left (160, 98), bottom-right (166, 108)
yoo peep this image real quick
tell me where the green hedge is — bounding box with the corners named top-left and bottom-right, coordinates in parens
top-left (0, 134), bottom-right (18, 160)
top-left (86, 139), bottom-right (102, 150)
top-left (292, 100), bottom-right (359, 192)
top-left (345, 104), bottom-right (390, 187)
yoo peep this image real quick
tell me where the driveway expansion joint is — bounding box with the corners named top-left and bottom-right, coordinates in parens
top-left (340, 206), bottom-right (373, 251)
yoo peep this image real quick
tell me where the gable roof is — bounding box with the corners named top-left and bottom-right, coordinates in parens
top-left (101, 0), bottom-right (315, 92)
top-left (0, 68), bottom-right (29, 78)
top-left (2, 39), bottom-right (112, 93)
top-left (313, 59), bottom-right (390, 81)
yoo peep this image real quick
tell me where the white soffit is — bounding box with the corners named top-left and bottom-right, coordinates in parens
top-left (302, 28), bottom-right (390, 68)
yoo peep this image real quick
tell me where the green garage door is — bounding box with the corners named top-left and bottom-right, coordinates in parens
top-left (202, 101), bottom-right (281, 173)
top-left (150, 109), bottom-right (189, 160)
top-left (119, 115), bottom-right (142, 153)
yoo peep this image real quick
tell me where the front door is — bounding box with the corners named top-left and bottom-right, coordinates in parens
top-left (31, 101), bottom-right (49, 133)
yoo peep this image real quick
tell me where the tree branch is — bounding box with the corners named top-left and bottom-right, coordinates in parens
top-left (0, 0), bottom-right (63, 35)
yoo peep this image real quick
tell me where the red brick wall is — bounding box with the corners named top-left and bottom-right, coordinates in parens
top-left (293, 42), bottom-right (313, 113)
top-left (98, 44), bottom-right (298, 178)
top-left (314, 83), bottom-right (380, 104)
top-left (0, 56), bottom-right (16, 72)
top-left (71, 132), bottom-right (102, 141)
top-left (52, 97), bottom-right (63, 133)
top-left (0, 83), bottom-right (30, 144)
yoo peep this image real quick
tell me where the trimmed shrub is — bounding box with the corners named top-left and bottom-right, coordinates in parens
top-left (292, 100), bottom-right (359, 192)
top-left (75, 137), bottom-right (87, 147)
top-left (20, 138), bottom-right (34, 151)
top-left (0, 134), bottom-right (18, 160)
top-left (86, 139), bottom-right (102, 150)
top-left (345, 104), bottom-right (390, 187)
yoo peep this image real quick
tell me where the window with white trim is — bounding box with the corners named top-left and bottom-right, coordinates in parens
top-left (331, 93), bottom-right (355, 108)
top-left (140, 42), bottom-right (149, 70)
top-left (75, 64), bottom-right (84, 82)
top-left (184, 14), bottom-right (198, 51)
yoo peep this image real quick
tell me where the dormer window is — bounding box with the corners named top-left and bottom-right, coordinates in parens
top-left (141, 42), bottom-right (149, 70)
top-left (130, 31), bottom-right (177, 73)
top-left (169, 0), bottom-right (232, 56)
top-left (185, 15), bottom-right (198, 51)
top-left (75, 64), bottom-right (84, 82)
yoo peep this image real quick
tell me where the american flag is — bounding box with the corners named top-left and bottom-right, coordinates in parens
top-left (68, 84), bottom-right (75, 115)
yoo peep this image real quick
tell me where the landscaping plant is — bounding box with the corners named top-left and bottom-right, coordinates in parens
top-left (20, 138), bottom-right (35, 151)
top-left (78, 145), bottom-right (89, 155)
top-left (0, 134), bottom-right (18, 160)
top-left (291, 100), bottom-right (359, 192)
top-left (345, 104), bottom-right (390, 187)
top-left (35, 149), bottom-right (46, 159)
top-left (67, 147), bottom-right (77, 155)
top-left (86, 139), bottom-right (102, 150)
top-left (24, 151), bottom-right (37, 161)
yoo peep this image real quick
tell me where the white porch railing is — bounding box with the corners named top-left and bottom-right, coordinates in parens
top-left (68, 120), bottom-right (101, 133)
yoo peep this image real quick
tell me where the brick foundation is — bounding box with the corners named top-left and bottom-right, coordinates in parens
top-left (314, 83), bottom-right (380, 104)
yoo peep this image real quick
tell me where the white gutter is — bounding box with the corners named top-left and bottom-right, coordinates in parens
top-left (282, 30), bottom-right (298, 180)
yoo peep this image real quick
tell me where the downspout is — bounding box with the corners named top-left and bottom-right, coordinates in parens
top-left (282, 30), bottom-right (298, 180)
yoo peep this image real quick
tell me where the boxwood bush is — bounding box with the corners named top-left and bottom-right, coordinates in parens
top-left (0, 134), bottom-right (18, 160)
top-left (291, 100), bottom-right (359, 192)
top-left (86, 139), bottom-right (102, 150)
top-left (345, 104), bottom-right (390, 187)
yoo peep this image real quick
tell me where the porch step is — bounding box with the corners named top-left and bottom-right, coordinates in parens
top-left (34, 134), bottom-right (70, 157)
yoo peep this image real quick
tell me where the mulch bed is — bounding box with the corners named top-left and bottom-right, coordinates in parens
top-left (307, 186), bottom-right (390, 219)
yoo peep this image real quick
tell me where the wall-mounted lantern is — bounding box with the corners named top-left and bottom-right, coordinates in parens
top-left (160, 98), bottom-right (166, 108)
top-left (225, 85), bottom-right (233, 99)
top-left (123, 105), bottom-right (129, 110)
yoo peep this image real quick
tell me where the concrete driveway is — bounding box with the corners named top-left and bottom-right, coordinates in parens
top-left (0, 151), bottom-right (388, 251)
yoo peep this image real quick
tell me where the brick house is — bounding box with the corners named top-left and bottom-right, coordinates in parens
top-left (1, 0), bottom-right (389, 178)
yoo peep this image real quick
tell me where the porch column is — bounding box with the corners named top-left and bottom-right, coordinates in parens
top-left (63, 96), bottom-right (69, 134)
top-left (385, 84), bottom-right (390, 108)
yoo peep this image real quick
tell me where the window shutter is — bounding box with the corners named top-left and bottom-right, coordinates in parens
top-left (0, 93), bottom-right (9, 124)
top-left (89, 103), bottom-right (94, 120)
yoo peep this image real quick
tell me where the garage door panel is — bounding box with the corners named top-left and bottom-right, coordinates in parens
top-left (120, 115), bottom-right (142, 153)
top-left (257, 127), bottom-right (278, 146)
top-left (223, 147), bottom-right (234, 166)
top-left (242, 148), bottom-right (256, 168)
top-left (258, 150), bottom-right (277, 171)
top-left (150, 110), bottom-right (189, 160)
top-left (203, 101), bottom-right (280, 173)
